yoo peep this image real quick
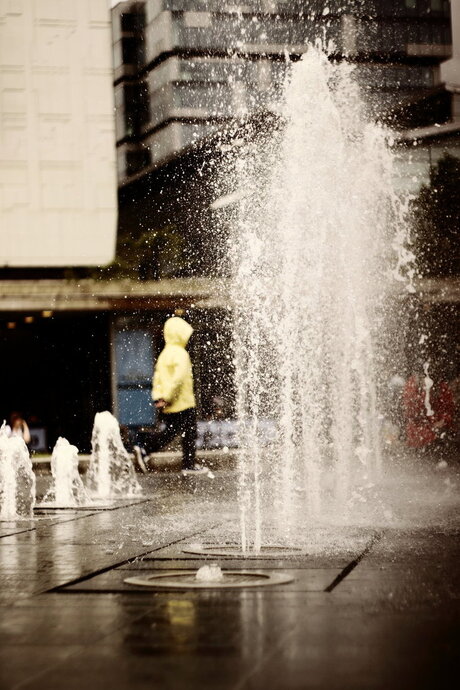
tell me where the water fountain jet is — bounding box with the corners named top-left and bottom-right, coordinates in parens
top-left (86, 411), bottom-right (142, 500)
top-left (229, 47), bottom-right (413, 551)
top-left (41, 437), bottom-right (90, 507)
top-left (0, 425), bottom-right (36, 520)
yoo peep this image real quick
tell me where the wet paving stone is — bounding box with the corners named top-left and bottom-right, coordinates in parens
top-left (0, 644), bottom-right (85, 690)
top-left (2, 650), bottom-right (255, 690)
top-left (0, 471), bottom-right (459, 689)
top-left (57, 567), bottom-right (339, 594)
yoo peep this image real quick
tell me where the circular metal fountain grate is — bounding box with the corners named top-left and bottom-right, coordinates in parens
top-left (124, 570), bottom-right (294, 589)
top-left (182, 545), bottom-right (305, 559)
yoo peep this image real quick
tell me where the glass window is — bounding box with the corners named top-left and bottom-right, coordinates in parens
top-left (117, 388), bottom-right (154, 426)
top-left (126, 147), bottom-right (151, 175)
top-left (114, 330), bottom-right (154, 426)
top-left (117, 148), bottom-right (127, 181)
top-left (122, 37), bottom-right (138, 65)
top-left (113, 41), bottom-right (123, 70)
top-left (392, 146), bottom-right (431, 195)
top-left (121, 13), bottom-right (136, 32)
top-left (430, 142), bottom-right (460, 166)
top-left (116, 330), bottom-right (153, 385)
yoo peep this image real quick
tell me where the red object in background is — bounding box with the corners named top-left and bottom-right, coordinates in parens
top-left (403, 376), bottom-right (455, 448)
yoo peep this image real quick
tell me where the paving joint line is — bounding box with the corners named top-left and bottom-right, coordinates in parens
top-left (46, 522), bottom-right (227, 593)
top-left (0, 498), bottom-right (154, 539)
top-left (324, 530), bottom-right (384, 592)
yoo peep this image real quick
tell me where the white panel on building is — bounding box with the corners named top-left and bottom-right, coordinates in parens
top-left (0, 0), bottom-right (117, 266)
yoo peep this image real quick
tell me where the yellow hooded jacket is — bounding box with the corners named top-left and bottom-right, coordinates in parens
top-left (152, 317), bottom-right (196, 413)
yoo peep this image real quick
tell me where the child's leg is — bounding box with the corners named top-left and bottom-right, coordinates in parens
top-left (139, 413), bottom-right (180, 454)
top-left (180, 408), bottom-right (197, 470)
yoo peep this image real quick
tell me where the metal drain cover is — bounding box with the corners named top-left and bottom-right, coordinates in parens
top-left (124, 570), bottom-right (294, 589)
top-left (182, 545), bottom-right (305, 558)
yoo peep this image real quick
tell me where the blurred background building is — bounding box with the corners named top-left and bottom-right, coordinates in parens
top-left (0, 0), bottom-right (117, 449)
top-left (0, 0), bottom-right (117, 267)
top-left (113, 0), bottom-right (453, 184)
top-left (0, 0), bottom-right (458, 451)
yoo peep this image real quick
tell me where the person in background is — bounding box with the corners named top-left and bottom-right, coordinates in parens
top-left (8, 412), bottom-right (31, 446)
top-left (133, 315), bottom-right (208, 476)
top-left (448, 374), bottom-right (460, 447)
top-left (402, 369), bottom-right (455, 451)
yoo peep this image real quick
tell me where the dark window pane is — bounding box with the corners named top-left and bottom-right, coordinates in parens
top-left (121, 13), bottom-right (136, 32)
top-left (122, 37), bottom-right (138, 65)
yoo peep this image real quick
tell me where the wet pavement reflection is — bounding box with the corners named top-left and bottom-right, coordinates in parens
top-left (0, 462), bottom-right (459, 689)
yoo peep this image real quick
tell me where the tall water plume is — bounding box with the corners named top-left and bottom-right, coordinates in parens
top-left (230, 48), bottom-right (412, 551)
top-left (0, 425), bottom-right (36, 520)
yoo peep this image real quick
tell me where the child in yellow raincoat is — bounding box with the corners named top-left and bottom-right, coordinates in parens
top-left (134, 316), bottom-right (207, 475)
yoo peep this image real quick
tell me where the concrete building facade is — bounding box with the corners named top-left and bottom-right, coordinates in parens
top-left (0, 0), bottom-right (117, 266)
top-left (113, 0), bottom-right (452, 186)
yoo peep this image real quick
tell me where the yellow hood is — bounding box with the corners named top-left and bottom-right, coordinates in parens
top-left (163, 317), bottom-right (193, 348)
top-left (152, 316), bottom-right (196, 412)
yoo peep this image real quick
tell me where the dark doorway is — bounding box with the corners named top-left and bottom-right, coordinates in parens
top-left (0, 312), bottom-right (111, 453)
